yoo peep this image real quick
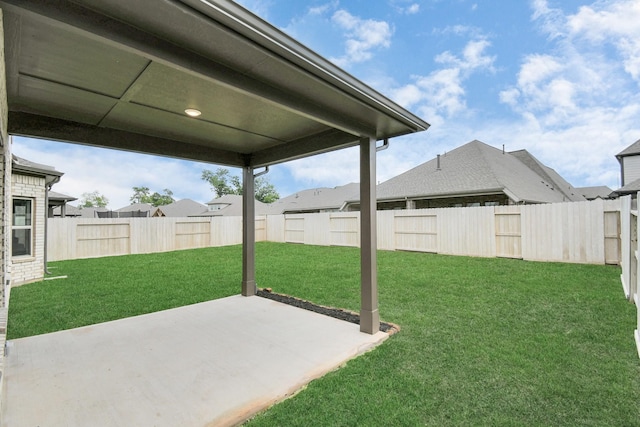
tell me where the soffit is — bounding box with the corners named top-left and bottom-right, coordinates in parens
top-left (1, 0), bottom-right (429, 167)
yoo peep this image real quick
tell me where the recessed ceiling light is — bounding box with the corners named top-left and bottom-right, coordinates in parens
top-left (185, 108), bottom-right (201, 117)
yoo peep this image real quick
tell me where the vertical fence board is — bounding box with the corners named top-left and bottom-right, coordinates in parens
top-left (620, 196), bottom-right (632, 298)
top-left (495, 206), bottom-right (522, 258)
top-left (377, 211), bottom-right (395, 251)
top-left (265, 215), bottom-right (285, 243)
top-left (284, 215), bottom-right (305, 244)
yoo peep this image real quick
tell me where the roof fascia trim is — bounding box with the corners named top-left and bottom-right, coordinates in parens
top-left (8, 112), bottom-right (246, 167)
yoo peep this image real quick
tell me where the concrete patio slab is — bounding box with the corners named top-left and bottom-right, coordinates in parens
top-left (1, 295), bottom-right (389, 427)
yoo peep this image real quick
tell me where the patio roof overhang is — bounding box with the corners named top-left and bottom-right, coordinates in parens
top-left (0, 0), bottom-right (430, 334)
top-left (0, 0), bottom-right (429, 168)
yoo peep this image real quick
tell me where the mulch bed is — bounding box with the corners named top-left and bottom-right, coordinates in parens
top-left (257, 289), bottom-right (398, 334)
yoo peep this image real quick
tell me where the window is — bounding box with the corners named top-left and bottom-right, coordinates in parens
top-left (12, 198), bottom-right (33, 257)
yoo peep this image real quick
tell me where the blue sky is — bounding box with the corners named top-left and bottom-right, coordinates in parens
top-left (13, 0), bottom-right (640, 208)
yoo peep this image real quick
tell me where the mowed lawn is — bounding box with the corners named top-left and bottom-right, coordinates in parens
top-left (7, 242), bottom-right (640, 426)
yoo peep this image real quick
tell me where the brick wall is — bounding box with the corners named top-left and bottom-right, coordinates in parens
top-left (11, 174), bottom-right (46, 286)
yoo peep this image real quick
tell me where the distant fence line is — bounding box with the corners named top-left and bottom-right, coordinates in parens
top-left (48, 199), bottom-right (621, 265)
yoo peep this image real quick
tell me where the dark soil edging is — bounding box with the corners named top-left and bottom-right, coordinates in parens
top-left (257, 289), bottom-right (398, 334)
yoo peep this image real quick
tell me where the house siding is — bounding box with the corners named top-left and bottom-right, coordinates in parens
top-left (622, 156), bottom-right (640, 186)
top-left (11, 174), bottom-right (46, 286)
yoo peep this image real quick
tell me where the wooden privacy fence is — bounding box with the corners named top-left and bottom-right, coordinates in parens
top-left (266, 199), bottom-right (621, 264)
top-left (48, 217), bottom-right (245, 261)
top-left (617, 195), bottom-right (640, 358)
top-left (49, 199), bottom-right (621, 265)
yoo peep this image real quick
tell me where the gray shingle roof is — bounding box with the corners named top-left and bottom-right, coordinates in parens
top-left (267, 183), bottom-right (359, 214)
top-left (51, 204), bottom-right (82, 217)
top-left (48, 191), bottom-right (77, 202)
top-left (613, 178), bottom-right (640, 196)
top-left (509, 150), bottom-right (585, 202)
top-left (192, 194), bottom-right (271, 217)
top-left (578, 186), bottom-right (614, 200)
top-left (616, 138), bottom-right (640, 158)
top-left (116, 203), bottom-right (153, 213)
top-left (152, 199), bottom-right (207, 217)
top-left (375, 140), bottom-right (582, 204)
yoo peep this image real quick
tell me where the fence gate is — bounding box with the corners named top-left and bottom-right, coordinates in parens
top-left (495, 208), bottom-right (522, 258)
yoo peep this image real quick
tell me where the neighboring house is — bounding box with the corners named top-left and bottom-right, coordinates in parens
top-left (51, 203), bottom-right (82, 217)
top-left (192, 194), bottom-right (270, 217)
top-left (152, 199), bottom-right (207, 217)
top-left (113, 203), bottom-right (153, 218)
top-left (578, 186), bottom-right (614, 200)
top-left (48, 191), bottom-right (78, 217)
top-left (267, 183), bottom-right (359, 214)
top-left (613, 139), bottom-right (640, 197)
top-left (78, 207), bottom-right (109, 218)
top-left (345, 140), bottom-right (585, 210)
top-left (10, 155), bottom-right (63, 286)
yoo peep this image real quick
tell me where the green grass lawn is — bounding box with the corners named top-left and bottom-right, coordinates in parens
top-left (7, 242), bottom-right (640, 426)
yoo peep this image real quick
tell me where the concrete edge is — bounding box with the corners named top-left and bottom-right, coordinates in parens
top-left (216, 330), bottom-right (390, 426)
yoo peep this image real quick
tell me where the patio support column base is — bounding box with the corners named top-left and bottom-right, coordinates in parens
top-left (359, 136), bottom-right (379, 334)
top-left (360, 309), bottom-right (380, 335)
top-left (242, 165), bottom-right (256, 296)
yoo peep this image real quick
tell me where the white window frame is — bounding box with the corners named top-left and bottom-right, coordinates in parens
top-left (12, 197), bottom-right (34, 258)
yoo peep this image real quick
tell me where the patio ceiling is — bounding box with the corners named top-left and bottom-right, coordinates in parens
top-left (0, 0), bottom-right (429, 168)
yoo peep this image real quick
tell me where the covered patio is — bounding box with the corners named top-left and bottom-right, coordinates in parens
top-left (2, 295), bottom-right (389, 426)
top-left (0, 0), bottom-right (428, 424)
top-left (0, 0), bottom-right (428, 334)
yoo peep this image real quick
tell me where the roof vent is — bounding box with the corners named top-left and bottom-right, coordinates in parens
top-left (437, 154), bottom-right (441, 171)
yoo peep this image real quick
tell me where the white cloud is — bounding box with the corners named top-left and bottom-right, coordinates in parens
top-left (390, 38), bottom-right (496, 121)
top-left (309, 1), bottom-right (338, 15)
top-left (330, 10), bottom-right (394, 67)
top-left (567, 0), bottom-right (640, 81)
top-left (492, 0), bottom-right (640, 189)
top-left (406, 4), bottom-right (420, 14)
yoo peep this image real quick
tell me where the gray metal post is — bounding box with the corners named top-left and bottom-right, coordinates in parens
top-left (360, 137), bottom-right (380, 334)
top-left (242, 166), bottom-right (257, 296)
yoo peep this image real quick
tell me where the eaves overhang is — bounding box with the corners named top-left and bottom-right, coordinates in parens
top-left (1, 0), bottom-right (429, 168)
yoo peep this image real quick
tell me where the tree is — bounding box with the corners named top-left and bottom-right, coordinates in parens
top-left (149, 189), bottom-right (174, 207)
top-left (79, 191), bottom-right (109, 208)
top-left (201, 168), bottom-right (279, 203)
top-left (201, 169), bottom-right (233, 198)
top-left (130, 186), bottom-right (151, 204)
top-left (130, 186), bottom-right (174, 206)
top-left (254, 178), bottom-right (279, 203)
